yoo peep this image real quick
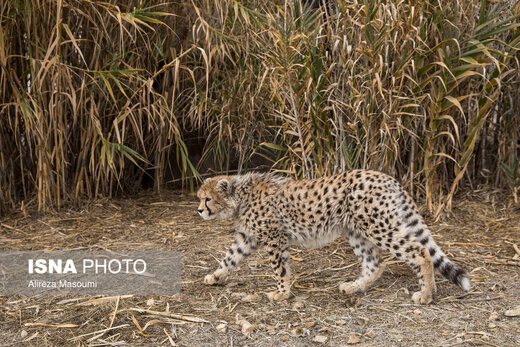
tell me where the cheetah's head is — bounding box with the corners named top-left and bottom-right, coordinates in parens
top-left (196, 176), bottom-right (236, 220)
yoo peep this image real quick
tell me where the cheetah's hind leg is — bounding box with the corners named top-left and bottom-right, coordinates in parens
top-left (339, 233), bottom-right (385, 295)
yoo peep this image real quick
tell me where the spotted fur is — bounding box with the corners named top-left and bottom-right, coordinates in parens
top-left (197, 170), bottom-right (471, 304)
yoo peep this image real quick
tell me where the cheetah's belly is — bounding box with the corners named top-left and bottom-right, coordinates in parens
top-left (289, 226), bottom-right (345, 249)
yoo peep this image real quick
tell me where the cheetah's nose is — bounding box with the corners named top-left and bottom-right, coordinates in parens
top-left (197, 209), bottom-right (203, 214)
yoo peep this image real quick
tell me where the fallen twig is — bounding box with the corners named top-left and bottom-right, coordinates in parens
top-left (69, 324), bottom-right (129, 341)
top-left (24, 322), bottom-right (78, 328)
top-left (128, 308), bottom-right (209, 323)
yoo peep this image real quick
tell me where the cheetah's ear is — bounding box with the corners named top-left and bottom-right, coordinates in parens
top-left (215, 178), bottom-right (233, 196)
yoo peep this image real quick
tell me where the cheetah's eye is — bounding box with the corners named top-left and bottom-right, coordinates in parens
top-left (205, 196), bottom-right (212, 202)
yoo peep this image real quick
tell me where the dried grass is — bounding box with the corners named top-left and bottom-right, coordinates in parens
top-left (0, 189), bottom-right (519, 345)
top-left (1, 0), bottom-right (519, 216)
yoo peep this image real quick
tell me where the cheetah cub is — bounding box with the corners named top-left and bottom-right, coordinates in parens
top-left (197, 170), bottom-right (471, 304)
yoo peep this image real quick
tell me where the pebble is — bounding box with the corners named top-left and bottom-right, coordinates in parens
top-left (216, 323), bottom-right (227, 333)
top-left (313, 335), bottom-right (328, 343)
top-left (505, 305), bottom-right (520, 317)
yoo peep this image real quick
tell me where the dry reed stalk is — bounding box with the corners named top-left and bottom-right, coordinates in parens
top-left (0, 0), bottom-right (519, 214)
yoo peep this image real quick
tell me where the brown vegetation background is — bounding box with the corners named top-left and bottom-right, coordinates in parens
top-left (1, 0), bottom-right (519, 214)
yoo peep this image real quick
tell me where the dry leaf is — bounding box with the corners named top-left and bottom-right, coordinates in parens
top-left (365, 330), bottom-right (376, 338)
top-left (347, 334), bottom-right (361, 344)
top-left (131, 315), bottom-right (150, 337)
top-left (291, 327), bottom-right (304, 336)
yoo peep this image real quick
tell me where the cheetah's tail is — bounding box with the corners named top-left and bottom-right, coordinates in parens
top-left (426, 240), bottom-right (471, 291)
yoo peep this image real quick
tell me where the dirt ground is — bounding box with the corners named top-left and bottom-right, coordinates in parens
top-left (1, 189), bottom-right (519, 346)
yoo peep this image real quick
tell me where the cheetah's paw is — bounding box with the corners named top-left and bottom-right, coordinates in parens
top-left (204, 273), bottom-right (224, 285)
top-left (339, 282), bottom-right (361, 295)
top-left (266, 291), bottom-right (290, 302)
top-left (411, 291), bottom-right (432, 305)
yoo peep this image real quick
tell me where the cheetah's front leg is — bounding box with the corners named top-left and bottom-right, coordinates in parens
top-left (266, 242), bottom-right (291, 301)
top-left (204, 231), bottom-right (256, 285)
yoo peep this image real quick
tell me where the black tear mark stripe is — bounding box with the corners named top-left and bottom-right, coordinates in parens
top-left (205, 199), bottom-right (213, 215)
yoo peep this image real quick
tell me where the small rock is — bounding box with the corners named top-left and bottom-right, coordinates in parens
top-left (20, 330), bottom-right (27, 339)
top-left (235, 313), bottom-right (255, 336)
top-left (291, 327), bottom-right (304, 336)
top-left (413, 309), bottom-right (422, 316)
top-left (505, 305), bottom-right (520, 317)
top-left (488, 323), bottom-right (496, 329)
top-left (281, 336), bottom-right (289, 342)
top-left (347, 334), bottom-right (361, 344)
top-left (488, 311), bottom-right (499, 321)
top-left (146, 298), bottom-right (155, 306)
top-left (313, 335), bottom-right (328, 344)
top-left (242, 294), bottom-right (261, 303)
top-left (241, 321), bottom-right (254, 335)
top-left (456, 337), bottom-right (463, 343)
top-left (292, 301), bottom-right (305, 310)
top-left (216, 323), bottom-right (227, 333)
top-left (305, 321), bottom-right (316, 328)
